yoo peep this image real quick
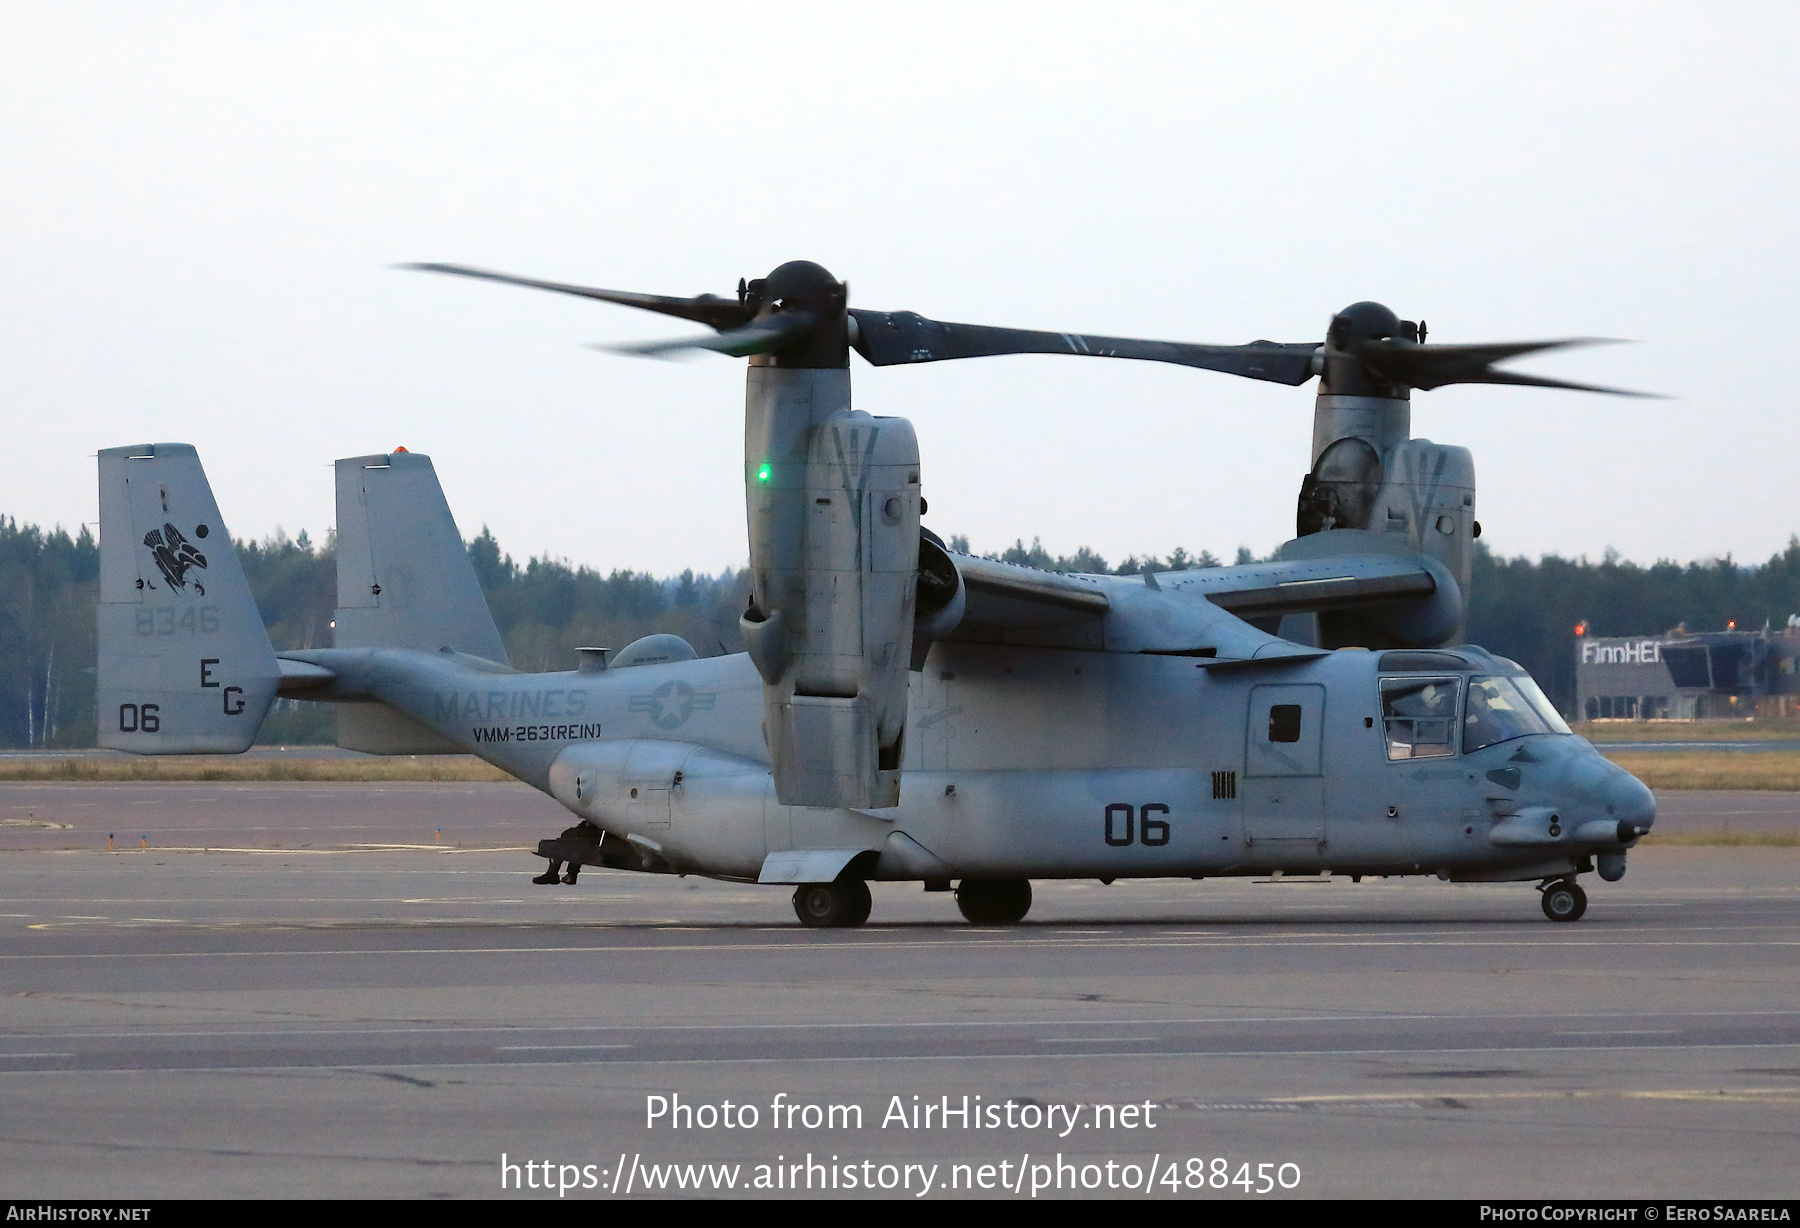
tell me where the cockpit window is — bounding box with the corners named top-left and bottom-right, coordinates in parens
top-left (1514, 676), bottom-right (1572, 734)
top-left (1380, 676), bottom-right (1461, 760)
top-left (1463, 675), bottom-right (1570, 752)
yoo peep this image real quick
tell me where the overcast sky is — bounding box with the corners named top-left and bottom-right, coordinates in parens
top-left (4, 3), bottom-right (1796, 575)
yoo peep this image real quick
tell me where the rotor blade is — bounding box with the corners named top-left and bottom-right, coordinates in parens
top-left (1416, 367), bottom-right (1665, 398)
top-left (402, 263), bottom-right (754, 331)
top-left (1355, 337), bottom-right (1659, 396)
top-left (600, 312), bottom-right (819, 359)
top-left (850, 309), bottom-right (1319, 385)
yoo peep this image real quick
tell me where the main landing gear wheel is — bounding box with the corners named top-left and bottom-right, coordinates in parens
top-left (793, 879), bottom-right (872, 929)
top-left (956, 877), bottom-right (1032, 925)
top-left (1540, 879), bottom-right (1588, 923)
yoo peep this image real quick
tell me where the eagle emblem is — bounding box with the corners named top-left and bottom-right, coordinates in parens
top-left (143, 522), bottom-right (209, 594)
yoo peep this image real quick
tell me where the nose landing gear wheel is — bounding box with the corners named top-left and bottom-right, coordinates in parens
top-left (1540, 879), bottom-right (1587, 923)
top-left (955, 877), bottom-right (1032, 925)
top-left (793, 879), bottom-right (873, 928)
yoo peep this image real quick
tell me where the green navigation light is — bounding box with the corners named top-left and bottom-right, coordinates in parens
top-left (756, 462), bottom-right (772, 483)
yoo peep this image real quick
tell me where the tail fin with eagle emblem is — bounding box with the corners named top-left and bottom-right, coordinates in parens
top-left (96, 443), bottom-right (280, 752)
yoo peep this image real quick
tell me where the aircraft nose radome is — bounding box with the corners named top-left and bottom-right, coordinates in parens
top-left (1606, 768), bottom-right (1657, 834)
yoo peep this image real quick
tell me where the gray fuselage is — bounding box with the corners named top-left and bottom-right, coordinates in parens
top-left (292, 640), bottom-right (1655, 886)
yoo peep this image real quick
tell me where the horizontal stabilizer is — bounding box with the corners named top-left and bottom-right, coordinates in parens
top-left (277, 657), bottom-right (335, 692)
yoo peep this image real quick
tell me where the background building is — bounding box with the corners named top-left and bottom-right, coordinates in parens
top-left (1575, 627), bottom-right (1800, 721)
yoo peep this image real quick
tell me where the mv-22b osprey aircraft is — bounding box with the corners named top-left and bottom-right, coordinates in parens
top-left (97, 259), bottom-right (1657, 927)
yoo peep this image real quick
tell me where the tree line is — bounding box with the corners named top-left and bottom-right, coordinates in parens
top-left (4, 513), bottom-right (1799, 747)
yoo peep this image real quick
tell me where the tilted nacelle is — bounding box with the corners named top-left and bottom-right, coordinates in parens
top-left (739, 367), bottom-right (922, 808)
top-left (1298, 392), bottom-right (1476, 649)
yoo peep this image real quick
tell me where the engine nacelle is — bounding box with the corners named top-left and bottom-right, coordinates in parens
top-left (914, 530), bottom-right (965, 641)
top-left (740, 367), bottom-right (922, 807)
top-left (1300, 398), bottom-right (1476, 648)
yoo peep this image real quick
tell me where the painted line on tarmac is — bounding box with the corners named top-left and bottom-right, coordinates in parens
top-left (0, 896), bottom-right (645, 906)
top-left (553, 1041), bottom-right (1800, 1067)
top-left (1038, 1037), bottom-right (1158, 1044)
top-left (3, 1041), bottom-right (1800, 1078)
top-left (60, 843), bottom-right (528, 851)
top-left (11, 933), bottom-right (1800, 953)
top-left (1258, 1088), bottom-right (1800, 1107)
top-left (4, 1007), bottom-right (1797, 1043)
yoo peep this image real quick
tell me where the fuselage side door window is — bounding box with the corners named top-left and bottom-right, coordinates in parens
top-left (1380, 675), bottom-right (1462, 761)
top-left (1247, 684), bottom-right (1325, 777)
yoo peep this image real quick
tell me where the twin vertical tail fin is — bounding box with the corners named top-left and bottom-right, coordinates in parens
top-left (97, 444), bottom-right (279, 753)
top-left (95, 444), bottom-right (507, 756)
top-left (332, 451), bottom-right (508, 754)
top-left (332, 451), bottom-right (507, 663)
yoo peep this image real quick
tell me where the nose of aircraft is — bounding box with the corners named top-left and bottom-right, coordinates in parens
top-left (1602, 762), bottom-right (1656, 839)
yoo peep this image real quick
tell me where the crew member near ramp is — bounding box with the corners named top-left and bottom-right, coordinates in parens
top-left (534, 820), bottom-right (603, 885)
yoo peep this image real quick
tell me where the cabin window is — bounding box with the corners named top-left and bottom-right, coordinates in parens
top-left (1380, 675), bottom-right (1462, 760)
top-left (1268, 704), bottom-right (1303, 743)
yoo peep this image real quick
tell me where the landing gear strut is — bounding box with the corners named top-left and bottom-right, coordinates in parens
top-left (1540, 878), bottom-right (1588, 923)
top-left (793, 879), bottom-right (872, 928)
top-left (956, 877), bottom-right (1033, 925)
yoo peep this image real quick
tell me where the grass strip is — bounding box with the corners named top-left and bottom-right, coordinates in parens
top-left (0, 756), bottom-right (512, 783)
top-left (1639, 832), bottom-right (1800, 847)
top-left (1602, 750), bottom-right (1800, 791)
top-left (1576, 721), bottom-right (1800, 743)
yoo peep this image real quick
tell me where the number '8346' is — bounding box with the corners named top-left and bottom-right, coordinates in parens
top-left (1103, 803), bottom-right (1169, 847)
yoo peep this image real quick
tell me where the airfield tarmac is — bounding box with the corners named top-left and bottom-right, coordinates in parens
top-left (1, 782), bottom-right (1797, 1200)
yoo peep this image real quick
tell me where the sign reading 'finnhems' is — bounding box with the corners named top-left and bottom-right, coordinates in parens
top-left (1580, 639), bottom-right (1662, 666)
top-left (1576, 635), bottom-right (1684, 720)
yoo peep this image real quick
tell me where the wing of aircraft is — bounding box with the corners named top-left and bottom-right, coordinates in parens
top-left (926, 527), bottom-right (1456, 659)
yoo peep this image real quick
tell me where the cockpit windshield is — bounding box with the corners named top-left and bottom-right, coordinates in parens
top-left (1515, 676), bottom-right (1572, 734)
top-left (1463, 675), bottom-right (1571, 753)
